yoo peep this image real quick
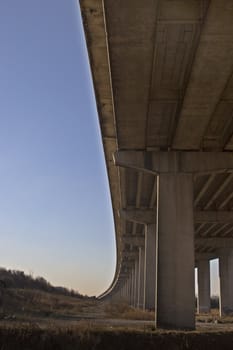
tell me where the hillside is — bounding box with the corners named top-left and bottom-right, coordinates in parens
top-left (0, 268), bottom-right (84, 298)
top-left (0, 268), bottom-right (98, 324)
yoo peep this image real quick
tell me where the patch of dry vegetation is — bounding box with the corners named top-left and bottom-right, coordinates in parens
top-left (104, 301), bottom-right (155, 320)
top-left (0, 325), bottom-right (233, 350)
top-left (196, 309), bottom-right (233, 325)
top-left (0, 288), bottom-right (97, 322)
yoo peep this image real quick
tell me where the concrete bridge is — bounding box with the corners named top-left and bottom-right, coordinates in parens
top-left (80, 0), bottom-right (233, 329)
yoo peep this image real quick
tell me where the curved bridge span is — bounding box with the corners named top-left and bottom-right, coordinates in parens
top-left (80, 0), bottom-right (233, 329)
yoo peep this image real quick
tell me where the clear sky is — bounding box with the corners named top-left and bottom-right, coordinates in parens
top-left (0, 1), bottom-right (220, 298)
top-left (0, 0), bottom-right (116, 296)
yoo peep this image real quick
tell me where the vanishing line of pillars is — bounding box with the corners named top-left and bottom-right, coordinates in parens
top-left (114, 174), bottom-right (195, 329)
top-left (116, 251), bottom-right (233, 320)
top-left (113, 174), bottom-right (233, 329)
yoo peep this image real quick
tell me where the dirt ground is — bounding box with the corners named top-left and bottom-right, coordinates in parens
top-left (0, 325), bottom-right (233, 350)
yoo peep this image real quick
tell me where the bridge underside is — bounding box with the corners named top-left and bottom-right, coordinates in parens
top-left (80, 0), bottom-right (233, 329)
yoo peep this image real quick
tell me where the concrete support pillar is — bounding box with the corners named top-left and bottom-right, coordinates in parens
top-left (197, 259), bottom-right (210, 314)
top-left (156, 174), bottom-right (195, 330)
top-left (134, 258), bottom-right (139, 307)
top-left (125, 280), bottom-right (128, 301)
top-left (131, 268), bottom-right (135, 306)
top-left (144, 223), bottom-right (156, 310)
top-left (138, 246), bottom-right (145, 308)
top-left (129, 273), bottom-right (132, 305)
top-left (124, 282), bottom-right (127, 299)
top-left (122, 283), bottom-right (126, 299)
top-left (219, 250), bottom-right (233, 316)
top-left (115, 289), bottom-right (121, 302)
top-left (128, 278), bottom-right (131, 303)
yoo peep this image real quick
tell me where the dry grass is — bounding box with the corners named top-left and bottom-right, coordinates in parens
top-left (0, 295), bottom-right (233, 349)
top-left (0, 288), bottom-right (97, 322)
top-left (196, 309), bottom-right (233, 324)
top-left (0, 324), bottom-right (233, 350)
top-left (104, 301), bottom-right (155, 320)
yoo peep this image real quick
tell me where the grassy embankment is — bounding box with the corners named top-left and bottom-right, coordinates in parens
top-left (0, 288), bottom-right (98, 324)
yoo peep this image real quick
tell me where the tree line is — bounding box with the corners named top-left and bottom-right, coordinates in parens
top-left (0, 267), bottom-right (85, 298)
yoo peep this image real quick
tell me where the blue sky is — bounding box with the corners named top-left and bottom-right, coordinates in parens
top-left (0, 1), bottom-right (220, 297)
top-left (0, 0), bottom-right (116, 296)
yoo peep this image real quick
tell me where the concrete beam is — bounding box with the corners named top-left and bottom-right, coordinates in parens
top-left (121, 210), bottom-right (233, 224)
top-left (173, 0), bottom-right (233, 150)
top-left (114, 151), bottom-right (233, 175)
top-left (118, 274), bottom-right (129, 280)
top-left (120, 209), bottom-right (155, 224)
top-left (121, 261), bottom-right (133, 269)
top-left (121, 235), bottom-right (145, 246)
top-left (195, 211), bottom-right (233, 224)
top-left (196, 238), bottom-right (233, 248)
top-left (121, 259), bottom-right (135, 265)
top-left (122, 251), bottom-right (139, 259)
top-left (195, 253), bottom-right (218, 263)
top-left (120, 267), bottom-right (131, 274)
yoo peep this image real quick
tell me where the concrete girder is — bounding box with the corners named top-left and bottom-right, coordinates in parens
top-left (118, 275), bottom-right (130, 282)
top-left (199, 223), bottom-right (218, 237)
top-left (121, 209), bottom-right (233, 225)
top-left (196, 238), bottom-right (233, 248)
top-left (122, 251), bottom-right (139, 259)
top-left (120, 209), bottom-right (155, 224)
top-left (194, 174), bottom-right (216, 206)
top-left (121, 235), bottom-right (145, 246)
top-left (195, 211), bottom-right (233, 224)
top-left (114, 151), bottom-right (233, 175)
top-left (195, 253), bottom-right (218, 263)
top-left (204, 173), bottom-right (233, 209)
top-left (120, 266), bottom-right (131, 274)
top-left (219, 192), bottom-right (233, 210)
top-left (121, 259), bottom-right (135, 266)
top-left (173, 0), bottom-right (233, 150)
top-left (118, 274), bottom-right (129, 279)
